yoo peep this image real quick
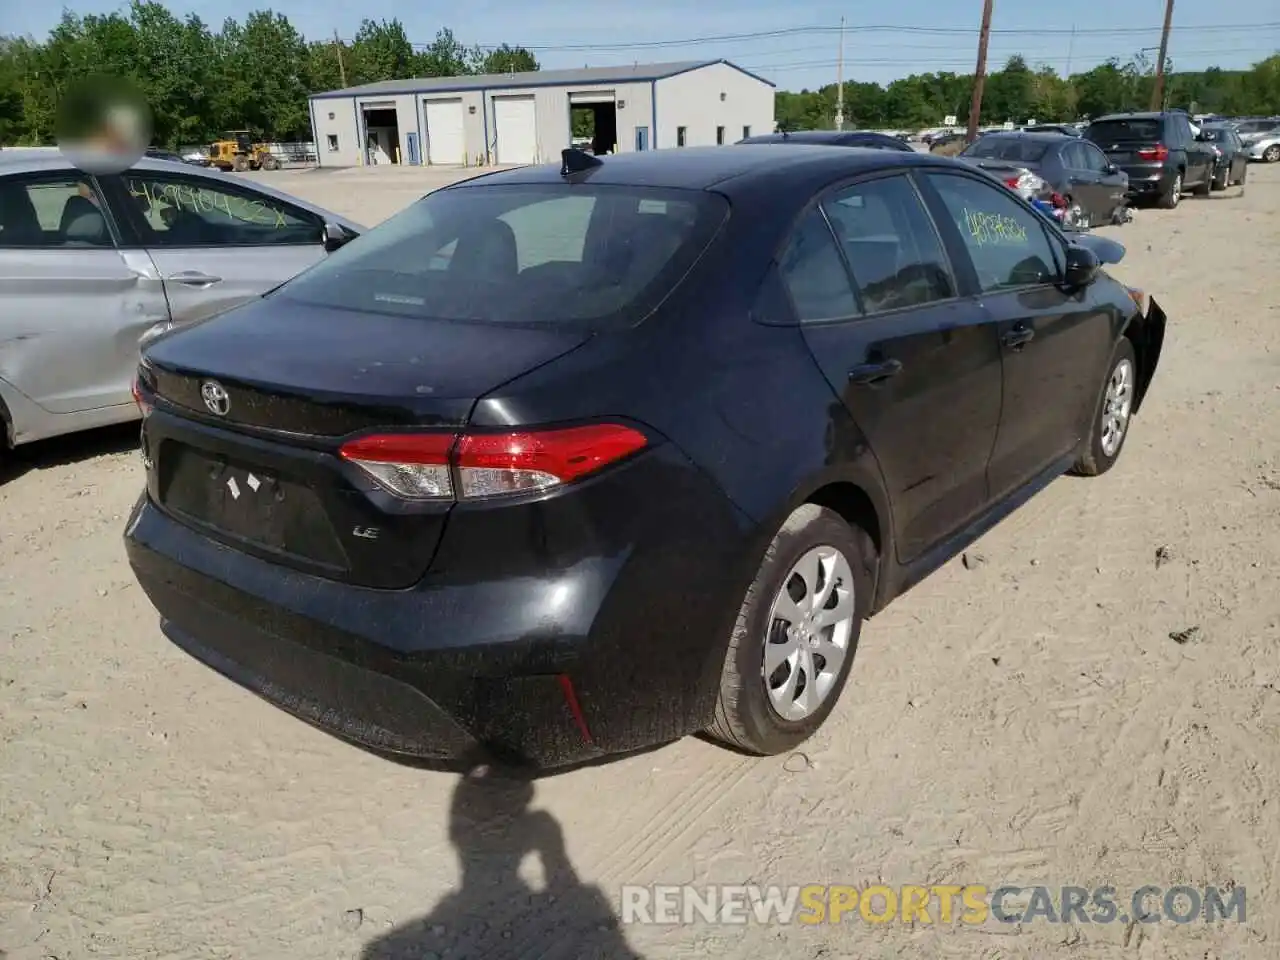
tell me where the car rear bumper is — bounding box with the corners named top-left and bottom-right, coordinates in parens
top-left (123, 445), bottom-right (756, 769)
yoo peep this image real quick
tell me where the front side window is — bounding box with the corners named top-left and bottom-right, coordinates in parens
top-left (277, 183), bottom-right (728, 330)
top-left (820, 175), bottom-right (954, 313)
top-left (120, 174), bottom-right (322, 247)
top-left (924, 173), bottom-right (1061, 293)
top-left (1081, 143), bottom-right (1111, 172)
top-left (0, 176), bottom-right (115, 248)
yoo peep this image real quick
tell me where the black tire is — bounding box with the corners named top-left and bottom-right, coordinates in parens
top-left (1263, 144), bottom-right (1280, 164)
top-left (1211, 167), bottom-right (1227, 191)
top-left (1158, 170), bottom-right (1183, 209)
top-left (707, 504), bottom-right (874, 756)
top-left (232, 155), bottom-right (249, 173)
top-left (1072, 337), bottom-right (1138, 478)
top-left (1191, 171), bottom-right (1212, 196)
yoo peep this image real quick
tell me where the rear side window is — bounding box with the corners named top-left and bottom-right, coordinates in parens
top-left (924, 173), bottom-right (1061, 293)
top-left (777, 209), bottom-right (859, 322)
top-left (820, 176), bottom-right (954, 313)
top-left (1086, 119), bottom-right (1162, 142)
top-left (278, 184), bottom-right (727, 330)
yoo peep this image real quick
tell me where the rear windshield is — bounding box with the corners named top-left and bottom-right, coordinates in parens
top-left (961, 138), bottom-right (1051, 162)
top-left (276, 183), bottom-right (728, 329)
top-left (1086, 119), bottom-right (1162, 142)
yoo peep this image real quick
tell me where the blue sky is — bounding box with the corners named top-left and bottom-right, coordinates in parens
top-left (10, 0), bottom-right (1280, 90)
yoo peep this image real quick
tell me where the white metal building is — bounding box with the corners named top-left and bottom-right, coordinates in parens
top-left (307, 60), bottom-right (776, 168)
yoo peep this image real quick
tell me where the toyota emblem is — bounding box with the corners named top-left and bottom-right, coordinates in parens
top-left (201, 380), bottom-right (230, 417)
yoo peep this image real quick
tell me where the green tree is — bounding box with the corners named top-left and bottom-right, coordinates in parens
top-left (473, 44), bottom-right (539, 75)
top-left (350, 18), bottom-right (415, 85)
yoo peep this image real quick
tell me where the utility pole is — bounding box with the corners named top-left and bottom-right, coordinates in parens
top-left (1065, 24), bottom-right (1076, 76)
top-left (835, 17), bottom-right (846, 131)
top-left (1150, 0), bottom-right (1174, 110)
top-left (966, 0), bottom-right (994, 144)
top-left (333, 29), bottom-right (347, 87)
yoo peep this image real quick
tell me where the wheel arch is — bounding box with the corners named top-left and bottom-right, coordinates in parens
top-left (0, 392), bottom-right (12, 449)
top-left (1122, 299), bottom-right (1166, 416)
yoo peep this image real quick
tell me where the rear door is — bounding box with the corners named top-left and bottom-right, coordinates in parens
top-left (0, 171), bottom-right (169, 416)
top-left (102, 170), bottom-right (328, 326)
top-left (791, 172), bottom-right (1003, 563)
top-left (917, 170), bottom-right (1114, 501)
top-left (1060, 141), bottom-right (1106, 216)
top-left (1078, 140), bottom-right (1129, 216)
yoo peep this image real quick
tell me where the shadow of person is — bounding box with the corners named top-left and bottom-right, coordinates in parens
top-left (361, 753), bottom-right (646, 960)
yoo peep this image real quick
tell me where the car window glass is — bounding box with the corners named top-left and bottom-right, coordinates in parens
top-left (821, 176), bottom-right (954, 313)
top-left (925, 173), bottom-right (1061, 292)
top-left (777, 208), bottom-right (859, 322)
top-left (1061, 142), bottom-right (1086, 168)
top-left (1082, 143), bottom-right (1110, 172)
top-left (276, 184), bottom-right (728, 330)
top-left (0, 177), bottom-right (114, 248)
top-left (121, 175), bottom-right (321, 246)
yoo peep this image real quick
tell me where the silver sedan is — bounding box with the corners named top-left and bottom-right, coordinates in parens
top-left (0, 151), bottom-right (363, 449)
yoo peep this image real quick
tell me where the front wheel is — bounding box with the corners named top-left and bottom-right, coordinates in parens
top-left (1212, 166), bottom-right (1228, 191)
top-left (1072, 338), bottom-right (1138, 478)
top-left (1263, 144), bottom-right (1280, 163)
top-left (707, 505), bottom-right (873, 756)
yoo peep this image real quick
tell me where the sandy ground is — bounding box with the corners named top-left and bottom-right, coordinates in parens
top-left (2, 161), bottom-right (1280, 960)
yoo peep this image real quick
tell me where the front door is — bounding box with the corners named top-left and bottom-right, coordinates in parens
top-left (406, 131), bottom-right (421, 166)
top-left (788, 173), bottom-right (1004, 563)
top-left (635, 126), bottom-right (649, 151)
top-left (918, 170), bottom-right (1115, 502)
top-left (0, 172), bottom-right (169, 416)
top-left (103, 171), bottom-right (329, 327)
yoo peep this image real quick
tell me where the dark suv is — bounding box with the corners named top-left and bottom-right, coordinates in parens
top-left (1084, 111), bottom-right (1215, 208)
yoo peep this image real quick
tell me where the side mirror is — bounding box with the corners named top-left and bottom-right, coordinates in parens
top-left (1104, 163), bottom-right (1119, 174)
top-left (1062, 244), bottom-right (1100, 289)
top-left (322, 221), bottom-right (352, 253)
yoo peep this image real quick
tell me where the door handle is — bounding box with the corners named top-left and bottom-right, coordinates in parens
top-left (167, 271), bottom-right (222, 287)
top-left (848, 358), bottom-right (903, 385)
top-left (1002, 326), bottom-right (1035, 349)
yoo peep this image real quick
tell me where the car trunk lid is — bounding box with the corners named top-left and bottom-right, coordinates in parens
top-left (139, 296), bottom-right (591, 588)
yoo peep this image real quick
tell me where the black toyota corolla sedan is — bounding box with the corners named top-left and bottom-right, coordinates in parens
top-left (125, 145), bottom-right (1167, 770)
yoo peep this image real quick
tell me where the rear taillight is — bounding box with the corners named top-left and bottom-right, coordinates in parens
top-left (339, 423), bottom-right (648, 501)
top-left (131, 375), bottom-right (152, 417)
top-left (1137, 144), bottom-right (1169, 161)
top-left (1003, 172), bottom-right (1046, 197)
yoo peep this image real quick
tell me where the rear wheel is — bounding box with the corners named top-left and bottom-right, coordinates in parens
top-left (1191, 170), bottom-right (1212, 196)
top-left (1072, 338), bottom-right (1137, 477)
top-left (707, 504), bottom-right (873, 756)
top-left (232, 155), bottom-right (249, 173)
top-left (1212, 166), bottom-right (1228, 191)
top-left (260, 153), bottom-right (280, 171)
top-left (1158, 171), bottom-right (1182, 209)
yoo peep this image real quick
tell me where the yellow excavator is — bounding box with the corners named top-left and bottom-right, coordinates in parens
top-left (207, 131), bottom-right (280, 172)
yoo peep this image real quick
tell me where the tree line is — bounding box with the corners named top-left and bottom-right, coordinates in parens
top-left (0, 1), bottom-right (539, 147)
top-left (0, 2), bottom-right (1276, 148)
top-left (779, 51), bottom-right (1280, 131)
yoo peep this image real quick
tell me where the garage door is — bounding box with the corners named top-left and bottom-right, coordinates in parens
top-left (424, 99), bottom-right (465, 165)
top-left (493, 96), bottom-right (538, 165)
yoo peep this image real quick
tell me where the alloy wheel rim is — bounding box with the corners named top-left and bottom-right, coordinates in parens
top-left (1100, 358), bottom-right (1134, 458)
top-left (1171, 175), bottom-right (1182, 204)
top-left (763, 545), bottom-right (856, 722)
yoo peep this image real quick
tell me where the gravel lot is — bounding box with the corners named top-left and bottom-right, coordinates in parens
top-left (2, 162), bottom-right (1279, 960)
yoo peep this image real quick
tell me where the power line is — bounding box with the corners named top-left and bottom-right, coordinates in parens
top-left (457, 20), bottom-right (1280, 53)
top-left (742, 45), bottom-right (1278, 72)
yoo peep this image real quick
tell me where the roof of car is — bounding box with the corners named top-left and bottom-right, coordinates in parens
top-left (1091, 112), bottom-right (1169, 122)
top-left (976, 131), bottom-right (1073, 140)
top-left (447, 144), bottom-right (950, 192)
top-left (738, 130), bottom-right (905, 146)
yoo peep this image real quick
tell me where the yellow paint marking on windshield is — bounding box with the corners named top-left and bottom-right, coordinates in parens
top-left (963, 208), bottom-right (1028, 247)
